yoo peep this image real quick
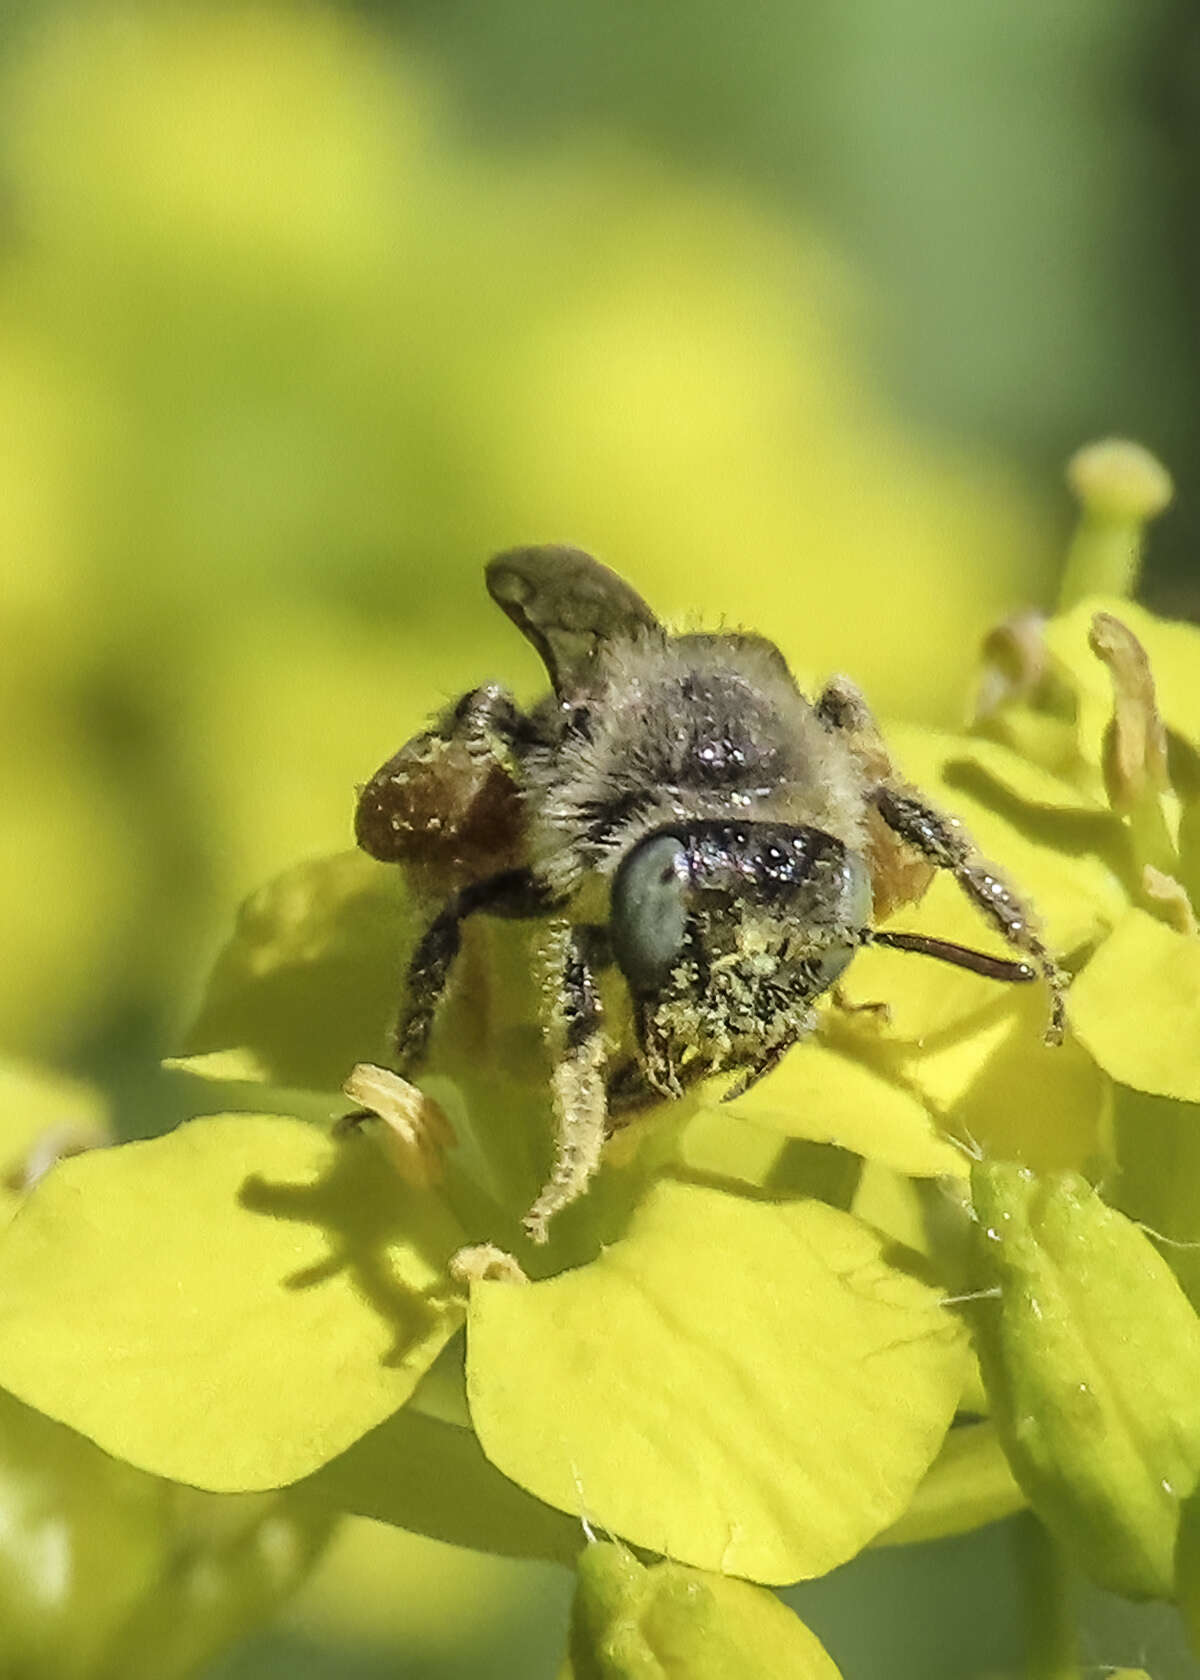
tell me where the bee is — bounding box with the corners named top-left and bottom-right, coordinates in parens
top-left (356, 547), bottom-right (1066, 1242)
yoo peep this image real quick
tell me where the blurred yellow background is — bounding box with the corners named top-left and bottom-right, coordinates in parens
top-left (0, 5), bottom-right (1059, 1073)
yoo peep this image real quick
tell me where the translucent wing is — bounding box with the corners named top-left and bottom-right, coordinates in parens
top-left (486, 545), bottom-right (660, 695)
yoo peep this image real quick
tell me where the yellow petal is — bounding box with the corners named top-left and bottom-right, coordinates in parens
top-left (1068, 908), bottom-right (1200, 1102)
top-left (172, 851), bottom-right (416, 1095)
top-left (467, 1181), bottom-right (966, 1584)
top-left (305, 1405), bottom-right (582, 1564)
top-left (873, 1423), bottom-right (1026, 1548)
top-left (0, 1114), bottom-right (465, 1489)
top-left (893, 982), bottom-right (1111, 1172)
top-left (0, 1060), bottom-right (110, 1231)
top-left (722, 1039), bottom-right (964, 1178)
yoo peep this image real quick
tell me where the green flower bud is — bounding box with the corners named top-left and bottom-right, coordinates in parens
top-left (563, 1542), bottom-right (842, 1679)
top-left (969, 1162), bottom-right (1200, 1599)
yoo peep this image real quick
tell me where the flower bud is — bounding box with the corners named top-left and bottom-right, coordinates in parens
top-left (565, 1542), bottom-right (842, 1678)
top-left (969, 1162), bottom-right (1200, 1599)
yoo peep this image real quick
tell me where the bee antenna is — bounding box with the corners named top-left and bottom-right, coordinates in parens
top-left (865, 929), bottom-right (1037, 985)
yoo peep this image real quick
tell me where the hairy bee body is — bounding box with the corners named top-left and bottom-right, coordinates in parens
top-left (356, 546), bottom-right (1065, 1241)
top-left (521, 631), bottom-right (868, 897)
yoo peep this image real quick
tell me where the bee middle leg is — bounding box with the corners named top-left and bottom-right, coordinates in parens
top-left (524, 923), bottom-right (609, 1244)
top-left (872, 785), bottom-right (1067, 1042)
top-left (395, 867), bottom-right (555, 1074)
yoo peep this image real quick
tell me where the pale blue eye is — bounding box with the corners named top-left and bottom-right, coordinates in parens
top-left (611, 835), bottom-right (691, 993)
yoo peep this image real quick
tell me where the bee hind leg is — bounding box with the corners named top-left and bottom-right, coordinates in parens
top-left (355, 682), bottom-right (535, 879)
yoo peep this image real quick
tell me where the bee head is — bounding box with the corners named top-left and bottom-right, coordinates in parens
top-left (610, 822), bottom-right (873, 1079)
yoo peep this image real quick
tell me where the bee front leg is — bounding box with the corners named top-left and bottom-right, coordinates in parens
top-left (524, 923), bottom-right (609, 1245)
top-left (872, 785), bottom-right (1068, 1043)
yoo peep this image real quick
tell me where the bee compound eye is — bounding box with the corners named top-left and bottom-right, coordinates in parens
top-left (610, 834), bottom-right (691, 993)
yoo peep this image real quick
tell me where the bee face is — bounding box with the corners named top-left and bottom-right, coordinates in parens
top-left (610, 821), bottom-right (873, 1087)
top-left (611, 822), bottom-right (871, 995)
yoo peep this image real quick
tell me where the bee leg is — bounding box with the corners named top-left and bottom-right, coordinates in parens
top-left (639, 1024), bottom-right (683, 1102)
top-left (830, 985), bottom-right (892, 1025)
top-left (395, 867), bottom-right (554, 1074)
top-left (721, 1040), bottom-right (790, 1103)
top-left (524, 923), bottom-right (608, 1244)
top-left (446, 682), bottom-right (533, 762)
top-left (355, 682), bottom-right (536, 876)
top-left (871, 785), bottom-right (1068, 1043)
top-left (334, 1109), bottom-right (372, 1134)
top-left (814, 674), bottom-right (880, 737)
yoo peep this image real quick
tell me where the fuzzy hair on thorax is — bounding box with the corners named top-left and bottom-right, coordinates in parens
top-left (521, 628), bottom-right (870, 899)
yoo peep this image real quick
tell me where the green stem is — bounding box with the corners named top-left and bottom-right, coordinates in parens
top-left (1023, 1516), bottom-right (1081, 1680)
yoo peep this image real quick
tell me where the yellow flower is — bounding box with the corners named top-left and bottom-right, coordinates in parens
top-left (0, 1063), bottom-right (334, 1679)
top-left (0, 440), bottom-right (1197, 1617)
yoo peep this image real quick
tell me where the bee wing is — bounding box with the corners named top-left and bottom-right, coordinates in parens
top-left (486, 545), bottom-right (660, 695)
